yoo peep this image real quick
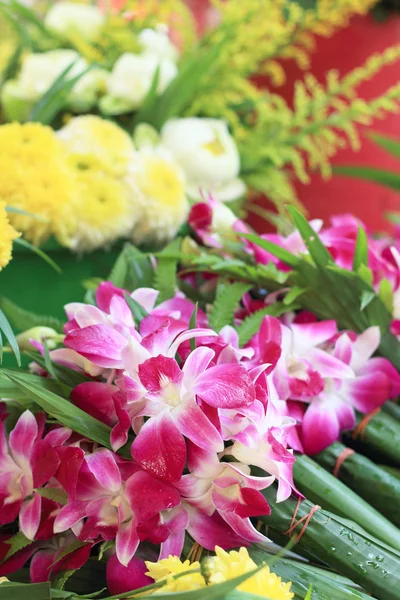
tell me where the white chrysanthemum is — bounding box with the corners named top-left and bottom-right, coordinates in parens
top-left (125, 148), bottom-right (188, 245)
top-left (138, 26), bottom-right (179, 63)
top-left (45, 2), bottom-right (105, 42)
top-left (100, 52), bottom-right (178, 115)
top-left (57, 115), bottom-right (135, 178)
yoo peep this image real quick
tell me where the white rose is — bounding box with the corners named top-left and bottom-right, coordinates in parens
top-left (160, 118), bottom-right (246, 201)
top-left (101, 53), bottom-right (177, 115)
top-left (138, 27), bottom-right (179, 63)
top-left (45, 2), bottom-right (105, 42)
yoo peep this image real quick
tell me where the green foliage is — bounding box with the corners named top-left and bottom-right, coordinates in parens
top-left (36, 487), bottom-right (68, 505)
top-left (0, 308), bottom-right (20, 366)
top-left (1, 531), bottom-right (32, 563)
top-left (369, 131), bottom-right (400, 159)
top-left (334, 165), bottom-right (400, 191)
top-left (236, 302), bottom-right (299, 346)
top-left (124, 293), bottom-right (148, 324)
top-left (0, 297), bottom-right (64, 333)
top-left (108, 244), bottom-right (154, 291)
top-left (153, 238), bottom-right (182, 303)
top-left (209, 281), bottom-right (251, 332)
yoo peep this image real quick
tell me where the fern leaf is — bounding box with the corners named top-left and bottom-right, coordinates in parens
top-left (209, 281), bottom-right (251, 332)
top-left (2, 531), bottom-right (32, 562)
top-left (237, 302), bottom-right (299, 346)
top-left (153, 238), bottom-right (182, 304)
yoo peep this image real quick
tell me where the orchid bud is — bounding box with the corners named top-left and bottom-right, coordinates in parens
top-left (16, 327), bottom-right (59, 351)
top-left (106, 554), bottom-right (153, 596)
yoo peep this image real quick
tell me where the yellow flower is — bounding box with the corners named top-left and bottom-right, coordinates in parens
top-left (0, 201), bottom-right (20, 271)
top-left (57, 115), bottom-right (135, 178)
top-left (145, 556), bottom-right (206, 593)
top-left (67, 164), bottom-right (136, 251)
top-left (206, 547), bottom-right (294, 600)
top-left (126, 149), bottom-right (188, 245)
top-left (0, 123), bottom-right (76, 246)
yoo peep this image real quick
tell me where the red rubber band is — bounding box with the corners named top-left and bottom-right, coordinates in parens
top-left (283, 497), bottom-right (321, 543)
top-left (352, 407), bottom-right (381, 441)
top-left (333, 448), bottom-right (355, 478)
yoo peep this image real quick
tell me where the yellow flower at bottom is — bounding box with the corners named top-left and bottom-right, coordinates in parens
top-left (206, 547), bottom-right (294, 600)
top-left (126, 150), bottom-right (188, 245)
top-left (0, 201), bottom-right (20, 270)
top-left (0, 123), bottom-right (76, 246)
top-left (145, 556), bottom-right (206, 593)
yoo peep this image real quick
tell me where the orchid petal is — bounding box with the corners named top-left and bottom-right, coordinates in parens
top-left (125, 470), bottom-right (180, 521)
top-left (116, 519), bottom-right (140, 567)
top-left (86, 450), bottom-right (121, 493)
top-left (54, 501), bottom-right (88, 533)
top-left (173, 399), bottom-right (223, 452)
top-left (309, 348), bottom-right (354, 379)
top-left (20, 492), bottom-right (41, 540)
top-left (31, 440), bottom-right (60, 488)
top-left (9, 410), bottom-right (38, 466)
top-left (301, 397), bottom-right (340, 455)
top-left (194, 364), bottom-right (255, 408)
top-left (65, 325), bottom-right (127, 368)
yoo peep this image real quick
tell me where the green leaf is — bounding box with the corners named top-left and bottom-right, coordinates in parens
top-left (239, 233), bottom-right (300, 268)
top-left (2, 372), bottom-right (114, 450)
top-left (43, 340), bottom-right (59, 381)
top-left (378, 278), bottom-right (394, 313)
top-left (357, 264), bottom-right (373, 287)
top-left (124, 293), bottom-right (148, 324)
top-left (304, 585), bottom-right (313, 600)
top-left (352, 226), bottom-right (368, 271)
top-left (360, 289), bottom-right (375, 311)
top-left (29, 61), bottom-right (92, 125)
top-left (283, 286), bottom-right (306, 305)
top-left (153, 238), bottom-right (181, 303)
top-left (0, 309), bottom-right (21, 366)
top-left (1, 531), bottom-right (32, 563)
top-left (209, 281), bottom-right (251, 332)
top-left (286, 206), bottom-right (334, 268)
top-left (50, 540), bottom-right (87, 568)
top-left (0, 581), bottom-right (51, 600)
top-left (369, 131), bottom-right (400, 159)
top-left (24, 352), bottom-right (89, 388)
top-left (36, 487), bottom-right (68, 505)
top-left (0, 297), bottom-right (64, 333)
top-left (236, 303), bottom-right (299, 346)
top-left (108, 244), bottom-right (154, 291)
top-left (189, 303), bottom-right (199, 352)
top-left (98, 540), bottom-right (115, 562)
top-left (334, 165), bottom-right (400, 191)
top-left (14, 238), bottom-right (62, 274)
top-left (52, 570), bottom-right (77, 591)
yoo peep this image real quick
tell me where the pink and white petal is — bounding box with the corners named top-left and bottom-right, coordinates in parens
top-left (132, 288), bottom-right (159, 313)
top-left (53, 501), bottom-right (88, 533)
top-left (109, 295), bottom-right (134, 328)
top-left (228, 464), bottom-right (275, 491)
top-left (131, 411), bottom-right (186, 483)
top-left (168, 328), bottom-right (218, 357)
top-left (334, 400), bottom-right (356, 431)
top-left (65, 325), bottom-right (127, 368)
top-left (138, 355), bottom-right (183, 392)
top-left (182, 347), bottom-right (215, 382)
top-left (106, 553), bottom-right (152, 595)
top-left (20, 492), bottom-right (41, 540)
top-left (186, 440), bottom-right (221, 476)
top-left (291, 321), bottom-right (338, 352)
top-left (360, 357), bottom-right (400, 398)
top-left (194, 364), bottom-right (255, 409)
top-left (219, 510), bottom-right (270, 545)
top-left (159, 507), bottom-right (189, 560)
top-left (116, 519), bottom-right (140, 567)
top-left (185, 505), bottom-right (250, 550)
top-left (308, 348), bottom-right (354, 380)
top-left (9, 410), bottom-right (38, 466)
top-left (301, 398), bottom-right (340, 456)
top-left (125, 470), bottom-right (180, 521)
top-left (74, 305), bottom-right (108, 328)
top-left (44, 427), bottom-right (72, 447)
top-left (111, 413), bottom-right (131, 453)
top-left (175, 474), bottom-right (212, 499)
top-left (54, 446), bottom-right (85, 499)
top-left (96, 282), bottom-right (126, 313)
top-left (351, 326), bottom-right (381, 370)
top-left (334, 333), bottom-right (353, 366)
top-left (173, 399), bottom-right (223, 452)
top-left (86, 450), bottom-right (121, 493)
top-left (347, 372), bottom-right (391, 414)
top-left (31, 440), bottom-right (60, 488)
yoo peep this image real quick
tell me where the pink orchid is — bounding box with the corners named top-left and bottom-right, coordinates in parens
top-left (176, 442), bottom-right (273, 545)
top-left (130, 347), bottom-right (256, 481)
top-left (0, 411), bottom-right (60, 540)
top-left (300, 326), bottom-right (400, 454)
top-left (54, 449), bottom-right (180, 566)
top-left (189, 197), bottom-right (246, 249)
top-left (106, 553), bottom-right (152, 596)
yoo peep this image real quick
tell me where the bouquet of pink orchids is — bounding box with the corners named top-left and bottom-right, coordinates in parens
top-left (1, 202), bottom-right (400, 600)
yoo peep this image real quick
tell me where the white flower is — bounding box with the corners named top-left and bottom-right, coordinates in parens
top-left (100, 53), bottom-right (178, 115)
top-left (45, 2), bottom-right (105, 42)
top-left (160, 118), bottom-right (246, 202)
top-left (138, 27), bottom-right (179, 63)
top-left (125, 147), bottom-right (188, 244)
top-left (2, 50), bottom-right (106, 113)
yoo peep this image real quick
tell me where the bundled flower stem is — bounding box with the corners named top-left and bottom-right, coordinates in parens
top-left (292, 455), bottom-right (400, 551)
top-left (314, 442), bottom-right (400, 528)
top-left (343, 410), bottom-right (400, 467)
top-left (260, 484), bottom-right (400, 600)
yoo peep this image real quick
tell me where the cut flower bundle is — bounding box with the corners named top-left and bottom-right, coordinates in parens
top-left (1, 202), bottom-right (400, 599)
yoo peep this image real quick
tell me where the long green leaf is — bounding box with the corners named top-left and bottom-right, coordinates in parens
top-left (239, 233), bottom-right (300, 268)
top-left (124, 293), bottom-right (148, 324)
top-left (286, 206), bottom-right (334, 268)
top-left (14, 238), bottom-right (62, 274)
top-left (2, 372), bottom-right (113, 449)
top-left (0, 309), bottom-right (21, 366)
top-left (334, 165), bottom-right (400, 191)
top-left (0, 581), bottom-right (51, 600)
top-left (353, 226), bottom-right (368, 271)
top-left (369, 131), bottom-right (400, 159)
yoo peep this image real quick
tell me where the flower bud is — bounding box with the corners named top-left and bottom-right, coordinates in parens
top-left (16, 327), bottom-right (59, 351)
top-left (45, 2), bottom-right (105, 42)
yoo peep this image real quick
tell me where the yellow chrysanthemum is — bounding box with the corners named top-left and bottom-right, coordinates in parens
top-left (67, 165), bottom-right (136, 251)
top-left (145, 556), bottom-right (206, 593)
top-left (0, 202), bottom-right (20, 271)
top-left (126, 150), bottom-right (188, 245)
top-left (0, 123), bottom-right (76, 246)
top-left (57, 115), bottom-right (135, 178)
top-left (206, 547), bottom-right (294, 600)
